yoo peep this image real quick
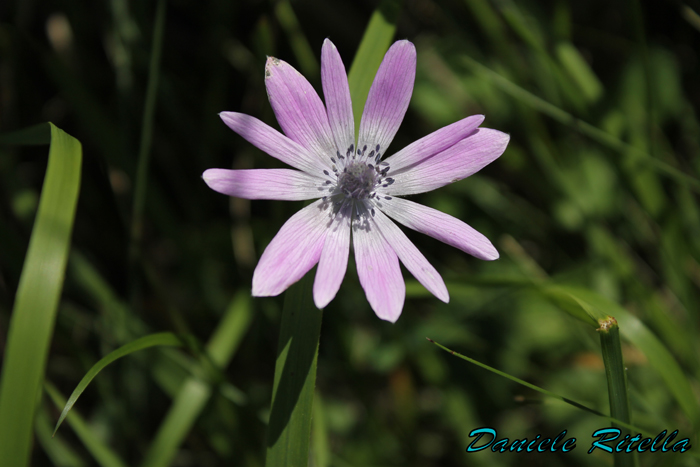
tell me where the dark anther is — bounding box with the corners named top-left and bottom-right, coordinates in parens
top-left (385, 196), bottom-right (392, 200)
top-left (371, 208), bottom-right (375, 217)
top-left (386, 178), bottom-right (394, 185)
top-left (368, 164), bottom-right (374, 169)
top-left (368, 150), bottom-right (375, 158)
top-left (331, 157), bottom-right (336, 164)
top-left (323, 170), bottom-right (329, 176)
top-left (375, 144), bottom-right (380, 152)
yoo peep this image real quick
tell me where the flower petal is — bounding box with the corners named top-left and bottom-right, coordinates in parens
top-left (202, 168), bottom-right (324, 200)
top-left (385, 128), bottom-right (509, 196)
top-left (372, 209), bottom-right (449, 302)
top-left (353, 214), bottom-right (405, 322)
top-left (313, 203), bottom-right (351, 308)
top-left (253, 199), bottom-right (331, 296)
top-left (382, 115), bottom-right (484, 173)
top-left (357, 40), bottom-right (416, 160)
top-left (220, 112), bottom-right (329, 177)
top-left (379, 197), bottom-right (499, 260)
top-left (321, 39), bottom-right (354, 156)
top-left (265, 56), bottom-right (337, 163)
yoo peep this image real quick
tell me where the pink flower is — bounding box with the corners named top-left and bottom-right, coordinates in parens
top-left (203, 39), bottom-right (509, 322)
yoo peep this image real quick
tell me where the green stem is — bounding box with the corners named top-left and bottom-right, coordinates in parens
top-left (129, 0), bottom-right (166, 264)
top-left (598, 316), bottom-right (637, 467)
top-left (265, 273), bottom-right (323, 467)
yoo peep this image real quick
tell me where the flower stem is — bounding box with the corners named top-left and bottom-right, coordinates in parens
top-left (265, 273), bottom-right (322, 467)
top-left (597, 316), bottom-right (637, 467)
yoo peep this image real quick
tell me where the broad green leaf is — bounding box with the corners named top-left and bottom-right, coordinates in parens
top-left (0, 123), bottom-right (82, 467)
top-left (347, 0), bottom-right (403, 136)
top-left (53, 332), bottom-right (185, 435)
top-left (265, 273), bottom-right (323, 467)
top-left (45, 382), bottom-right (128, 467)
top-left (141, 293), bottom-right (253, 467)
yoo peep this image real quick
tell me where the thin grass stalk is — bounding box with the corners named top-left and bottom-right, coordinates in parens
top-left (598, 316), bottom-right (637, 467)
top-left (129, 0), bottom-right (166, 265)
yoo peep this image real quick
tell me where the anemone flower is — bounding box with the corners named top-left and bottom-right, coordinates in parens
top-left (203, 39), bottom-right (509, 322)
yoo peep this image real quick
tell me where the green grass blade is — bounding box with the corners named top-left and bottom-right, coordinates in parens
top-left (140, 293), bottom-right (253, 467)
top-left (460, 55), bottom-right (700, 192)
top-left (53, 332), bottom-right (185, 435)
top-left (274, 0), bottom-right (319, 78)
top-left (543, 285), bottom-right (700, 426)
top-left (45, 382), bottom-right (129, 467)
top-left (130, 0), bottom-right (166, 263)
top-left (265, 273), bottom-right (323, 467)
top-left (597, 317), bottom-right (636, 467)
top-left (347, 0), bottom-right (403, 136)
top-left (35, 404), bottom-right (87, 467)
top-left (0, 123), bottom-right (82, 467)
top-left (427, 338), bottom-right (691, 452)
top-left (312, 392), bottom-right (330, 467)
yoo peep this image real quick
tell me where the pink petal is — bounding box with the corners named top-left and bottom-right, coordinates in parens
top-left (219, 112), bottom-right (329, 177)
top-left (353, 214), bottom-right (405, 322)
top-left (379, 197), bottom-right (499, 260)
top-left (321, 39), bottom-right (354, 156)
top-left (313, 203), bottom-right (351, 308)
top-left (202, 168), bottom-right (324, 200)
top-left (382, 115), bottom-right (484, 173)
top-left (357, 40), bottom-right (416, 160)
top-left (385, 128), bottom-right (509, 196)
top-left (372, 209), bottom-right (449, 302)
top-left (265, 57), bottom-right (337, 163)
top-left (252, 199), bottom-right (331, 296)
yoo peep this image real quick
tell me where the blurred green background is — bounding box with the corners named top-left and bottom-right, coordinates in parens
top-left (2, 0), bottom-right (700, 465)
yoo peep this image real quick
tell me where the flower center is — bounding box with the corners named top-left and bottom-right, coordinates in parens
top-left (321, 144), bottom-right (395, 218)
top-left (338, 162), bottom-right (376, 199)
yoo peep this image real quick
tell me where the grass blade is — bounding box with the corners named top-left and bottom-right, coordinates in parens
top-left (347, 0), bottom-right (403, 136)
top-left (542, 285), bottom-right (700, 426)
top-left (53, 332), bottom-right (186, 435)
top-left (130, 0), bottom-right (166, 264)
top-left (460, 54), bottom-right (700, 191)
top-left (35, 404), bottom-right (87, 467)
top-left (265, 273), bottom-right (323, 467)
top-left (0, 123), bottom-right (82, 467)
top-left (597, 317), bottom-right (636, 467)
top-left (274, 0), bottom-right (319, 78)
top-left (45, 382), bottom-right (129, 467)
top-left (426, 337), bottom-right (691, 453)
top-left (140, 293), bottom-right (253, 467)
